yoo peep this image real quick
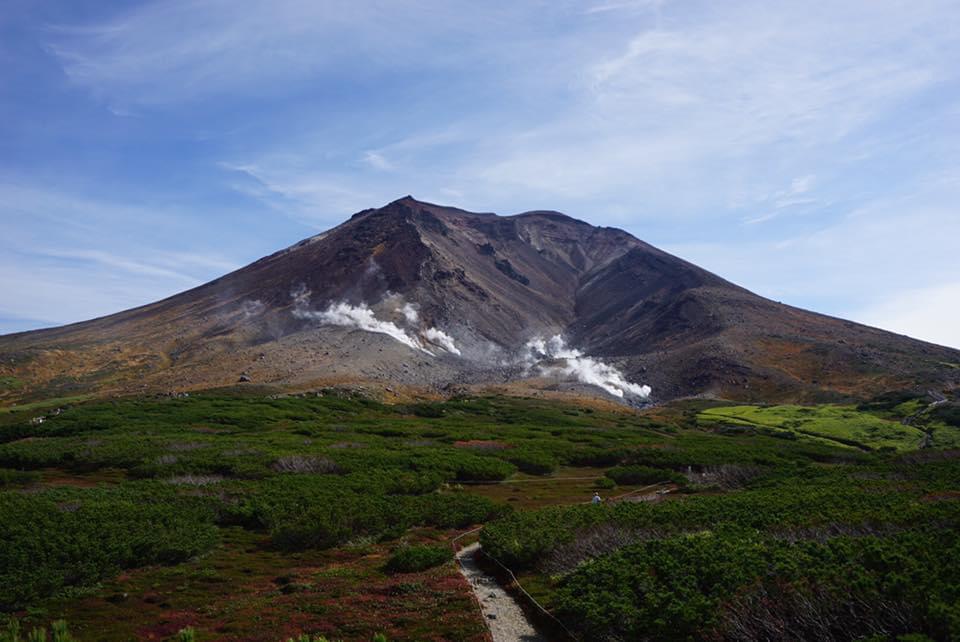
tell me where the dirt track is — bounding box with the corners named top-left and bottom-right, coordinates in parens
top-left (455, 542), bottom-right (547, 642)
top-left (453, 484), bottom-right (670, 641)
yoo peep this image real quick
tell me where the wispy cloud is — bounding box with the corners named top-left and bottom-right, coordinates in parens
top-left (361, 151), bottom-right (393, 172)
top-left (219, 162), bottom-right (396, 226)
top-left (584, 0), bottom-right (667, 16)
top-left (36, 249), bottom-right (203, 284)
top-left (743, 175), bottom-right (818, 224)
top-left (0, 181), bottom-right (248, 329)
top-left (469, 2), bottom-right (951, 214)
top-left (49, 0), bottom-right (956, 220)
top-left (664, 170), bottom-right (960, 345)
top-left (44, 1), bottom-right (530, 107)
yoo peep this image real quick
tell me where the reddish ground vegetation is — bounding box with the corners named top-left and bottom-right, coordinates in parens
top-left (31, 527), bottom-right (486, 641)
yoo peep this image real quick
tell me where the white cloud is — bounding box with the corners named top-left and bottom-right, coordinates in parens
top-left (361, 151), bottom-right (393, 171)
top-left (219, 162), bottom-right (393, 226)
top-left (790, 175), bottom-right (815, 195)
top-left (584, 0), bottom-right (667, 16)
top-left (162, 0), bottom-right (960, 230)
top-left (743, 174), bottom-right (819, 224)
top-left (38, 249), bottom-right (203, 284)
top-left (742, 212), bottom-right (778, 226)
top-left (44, 1), bottom-right (530, 106)
top-left (0, 258), bottom-right (193, 328)
top-left (0, 182), bottom-right (245, 328)
top-left (468, 2), bottom-right (950, 212)
top-left (0, 246), bottom-right (242, 330)
top-left (663, 172), bottom-right (960, 346)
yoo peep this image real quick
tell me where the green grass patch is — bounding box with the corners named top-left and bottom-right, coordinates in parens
top-left (0, 376), bottom-right (24, 392)
top-left (0, 394), bottom-right (93, 415)
top-left (698, 404), bottom-right (925, 451)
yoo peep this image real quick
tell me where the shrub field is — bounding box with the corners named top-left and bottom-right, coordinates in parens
top-left (0, 389), bottom-right (957, 640)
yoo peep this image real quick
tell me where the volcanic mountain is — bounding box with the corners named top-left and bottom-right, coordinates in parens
top-left (2, 196), bottom-right (958, 405)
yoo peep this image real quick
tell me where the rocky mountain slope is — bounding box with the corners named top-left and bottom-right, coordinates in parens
top-left (2, 196), bottom-right (958, 405)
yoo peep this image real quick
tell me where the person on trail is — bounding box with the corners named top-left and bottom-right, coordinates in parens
top-left (592, 491), bottom-right (602, 504)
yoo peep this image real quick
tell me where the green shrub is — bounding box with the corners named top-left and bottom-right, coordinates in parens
top-left (568, 448), bottom-right (629, 467)
top-left (594, 477), bottom-right (616, 490)
top-left (385, 545), bottom-right (452, 573)
top-left (3, 619), bottom-right (20, 642)
top-left (270, 492), bottom-right (506, 551)
top-left (0, 489), bottom-right (218, 609)
top-left (50, 621), bottom-right (71, 642)
top-left (857, 390), bottom-right (924, 412)
top-left (606, 464), bottom-right (684, 486)
top-left (454, 457), bottom-right (516, 482)
top-left (416, 494), bottom-right (509, 529)
top-left (552, 527), bottom-right (960, 641)
top-left (404, 403), bottom-right (444, 418)
top-left (930, 403), bottom-right (960, 428)
top-left (506, 451), bottom-right (558, 475)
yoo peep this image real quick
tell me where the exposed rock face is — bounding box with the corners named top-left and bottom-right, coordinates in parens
top-left (1, 196), bottom-right (958, 403)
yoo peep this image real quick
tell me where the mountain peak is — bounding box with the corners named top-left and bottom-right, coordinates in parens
top-left (1, 198), bottom-right (958, 405)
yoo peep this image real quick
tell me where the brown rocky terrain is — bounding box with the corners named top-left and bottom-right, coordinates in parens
top-left (1, 196), bottom-right (958, 405)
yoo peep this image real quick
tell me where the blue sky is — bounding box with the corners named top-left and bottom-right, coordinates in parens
top-left (1, 0), bottom-right (958, 348)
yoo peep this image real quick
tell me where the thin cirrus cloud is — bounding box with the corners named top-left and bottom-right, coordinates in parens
top-left (44, 0), bottom-right (531, 106)
top-left (203, 0), bottom-right (955, 226)
top-left (0, 181), bottom-right (245, 329)
top-left (742, 175), bottom-right (818, 225)
top-left (0, 0), bottom-right (957, 348)
top-left (0, 241), bottom-right (241, 329)
top-left (665, 172), bottom-right (960, 348)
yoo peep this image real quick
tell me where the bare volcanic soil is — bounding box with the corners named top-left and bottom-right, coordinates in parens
top-left (1, 196), bottom-right (958, 406)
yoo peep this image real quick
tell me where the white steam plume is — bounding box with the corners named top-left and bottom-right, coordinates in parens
top-left (401, 302), bottom-right (419, 324)
top-left (524, 335), bottom-right (651, 399)
top-left (291, 283), bottom-right (311, 307)
top-left (424, 327), bottom-right (462, 356)
top-left (291, 286), bottom-right (461, 356)
top-left (240, 299), bottom-right (265, 319)
top-left (302, 301), bottom-right (428, 353)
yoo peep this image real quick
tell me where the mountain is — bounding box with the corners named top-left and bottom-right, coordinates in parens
top-left (2, 196), bottom-right (958, 405)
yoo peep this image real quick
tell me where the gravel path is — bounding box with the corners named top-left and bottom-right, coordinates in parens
top-left (456, 542), bottom-right (547, 642)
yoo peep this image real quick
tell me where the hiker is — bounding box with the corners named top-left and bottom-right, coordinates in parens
top-left (592, 491), bottom-right (603, 504)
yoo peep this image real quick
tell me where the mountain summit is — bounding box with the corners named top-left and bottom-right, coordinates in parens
top-left (2, 197), bottom-right (958, 404)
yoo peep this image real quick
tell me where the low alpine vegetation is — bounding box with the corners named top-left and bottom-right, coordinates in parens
top-left (0, 390), bottom-right (956, 640)
top-left (385, 544), bottom-right (452, 573)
